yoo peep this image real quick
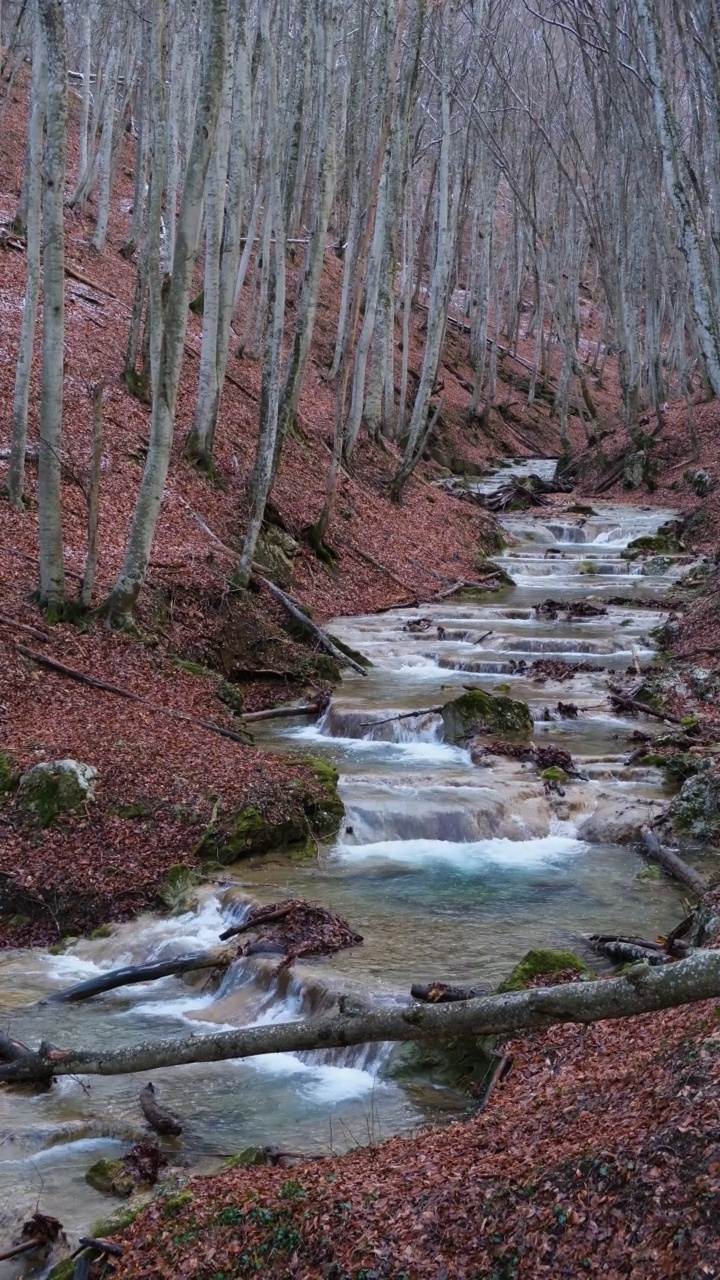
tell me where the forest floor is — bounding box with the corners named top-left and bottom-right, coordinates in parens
top-left (2, 65), bottom-right (720, 1280)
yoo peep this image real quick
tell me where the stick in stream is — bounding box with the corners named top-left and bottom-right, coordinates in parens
top-left (41, 950), bottom-right (234, 1005)
top-left (139, 1082), bottom-right (183, 1136)
top-left (243, 700), bottom-right (324, 724)
top-left (358, 705), bottom-right (442, 729)
top-left (411, 982), bottom-right (489, 1003)
top-left (254, 575), bottom-right (369, 676)
top-left (15, 646), bottom-right (253, 746)
top-left (641, 827), bottom-right (708, 897)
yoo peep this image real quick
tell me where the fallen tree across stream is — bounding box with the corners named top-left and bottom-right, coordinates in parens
top-left (641, 826), bottom-right (708, 897)
top-left (41, 949), bottom-right (234, 1004)
top-left (3, 949), bottom-right (720, 1082)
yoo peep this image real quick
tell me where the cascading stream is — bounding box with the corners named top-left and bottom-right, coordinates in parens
top-left (0, 460), bottom-right (695, 1261)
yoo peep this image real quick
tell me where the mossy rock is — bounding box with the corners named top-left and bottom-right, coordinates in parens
top-left (90, 924), bottom-right (114, 940)
top-left (441, 689), bottom-right (533, 744)
top-left (254, 526), bottom-right (299, 588)
top-left (198, 763), bottom-right (343, 865)
top-left (0, 751), bottom-right (18, 795)
top-left (85, 1157), bottom-right (134, 1198)
top-left (17, 759), bottom-right (97, 826)
top-left (221, 1146), bottom-right (269, 1169)
top-left (662, 753), bottom-right (702, 785)
top-left (158, 863), bottom-right (199, 913)
top-left (566, 504), bottom-right (598, 516)
top-left (475, 559), bottom-right (514, 586)
top-left (384, 1032), bottom-right (498, 1091)
top-left (216, 680), bottom-right (245, 717)
top-left (668, 764), bottom-right (720, 843)
top-left (496, 948), bottom-right (593, 993)
top-left (541, 766), bottom-right (568, 783)
top-left (47, 1260), bottom-right (77, 1280)
top-left (161, 1190), bottom-right (194, 1215)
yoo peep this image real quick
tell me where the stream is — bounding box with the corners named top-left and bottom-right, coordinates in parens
top-left (0, 461), bottom-right (694, 1266)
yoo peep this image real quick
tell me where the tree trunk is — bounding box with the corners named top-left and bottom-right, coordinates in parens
top-left (102, 0), bottom-right (228, 626)
top-left (4, 11), bottom-right (46, 510)
top-left (37, 0), bottom-right (68, 614)
top-left (5, 949), bottom-right (720, 1082)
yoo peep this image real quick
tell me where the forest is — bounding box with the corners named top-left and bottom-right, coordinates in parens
top-left (1, 0), bottom-right (720, 1275)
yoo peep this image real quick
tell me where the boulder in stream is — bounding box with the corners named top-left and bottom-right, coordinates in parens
top-left (668, 761), bottom-right (720, 843)
top-left (17, 759), bottom-right (97, 826)
top-left (441, 689), bottom-right (533, 744)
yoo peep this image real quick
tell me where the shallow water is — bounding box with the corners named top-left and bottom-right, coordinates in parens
top-left (0, 464), bottom-right (691, 1266)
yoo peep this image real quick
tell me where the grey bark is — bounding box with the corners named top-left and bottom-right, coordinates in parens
top-left (37, 0), bottom-right (68, 612)
top-left (4, 948), bottom-right (720, 1081)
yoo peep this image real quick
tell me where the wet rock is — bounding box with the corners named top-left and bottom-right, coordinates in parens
top-left (17, 759), bottom-right (97, 827)
top-left (158, 864), bottom-right (199, 914)
top-left (383, 1030), bottom-right (498, 1091)
top-left (684, 467), bottom-right (713, 497)
top-left (668, 762), bottom-right (720, 843)
top-left (576, 797), bottom-right (666, 844)
top-left (441, 689), bottom-right (533, 744)
top-left (85, 1157), bottom-right (135, 1198)
top-left (623, 449), bottom-right (657, 490)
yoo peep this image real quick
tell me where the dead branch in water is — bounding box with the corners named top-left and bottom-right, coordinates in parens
top-left (41, 949), bottom-right (234, 1004)
top-left (641, 827), bottom-right (708, 897)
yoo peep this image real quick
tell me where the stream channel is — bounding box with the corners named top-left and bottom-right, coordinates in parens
top-left (0, 461), bottom-right (696, 1264)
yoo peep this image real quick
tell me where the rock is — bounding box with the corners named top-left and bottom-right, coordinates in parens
top-left (623, 450), bottom-right (656, 490)
top-left (441, 690), bottom-right (533, 744)
top-left (497, 948), bottom-right (593, 992)
top-left (216, 680), bottom-right (245, 717)
top-left (198, 759), bottom-right (344, 865)
top-left (577, 797), bottom-right (666, 844)
top-left (383, 1032), bottom-right (498, 1091)
top-left (253, 525), bottom-right (298, 587)
top-left (17, 759), bottom-right (97, 827)
top-left (684, 467), bottom-right (713, 497)
top-left (669, 763), bottom-right (720, 843)
top-left (85, 1157), bottom-right (134, 1198)
top-left (0, 751), bottom-right (18, 794)
top-left (158, 864), bottom-right (199, 913)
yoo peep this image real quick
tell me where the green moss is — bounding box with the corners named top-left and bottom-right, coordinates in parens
top-left (48, 936), bottom-right (79, 954)
top-left (497, 948), bottom-right (593, 993)
top-left (302, 758), bottom-right (344, 835)
top-left (17, 760), bottom-right (97, 826)
top-left (175, 659), bottom-right (210, 677)
top-left (161, 1190), bottom-right (194, 1216)
top-left (639, 754), bottom-right (667, 769)
top-left (85, 1157), bottom-right (134, 1198)
top-left (91, 1204), bottom-right (145, 1237)
top-left (113, 801), bottom-right (151, 819)
top-left (47, 1259), bottom-right (78, 1280)
top-left (198, 761), bottom-right (343, 865)
top-left (384, 1033), bottom-right (498, 1090)
top-left (663, 753), bottom-right (702, 784)
top-left (493, 682), bottom-right (512, 693)
top-left (221, 1146), bottom-right (268, 1169)
top-left (541, 766), bottom-right (568, 783)
top-left (0, 751), bottom-right (18, 794)
top-left (579, 561), bottom-right (599, 575)
top-left (441, 689), bottom-right (533, 744)
top-left (158, 863), bottom-right (199, 913)
top-left (90, 924), bottom-right (114, 939)
top-left (567, 504), bottom-right (598, 516)
top-left (636, 866), bottom-right (661, 881)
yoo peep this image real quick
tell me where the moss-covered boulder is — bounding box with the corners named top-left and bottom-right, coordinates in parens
top-left (85, 1157), bottom-right (134, 1198)
top-left (198, 760), bottom-right (344, 865)
top-left (668, 762), bottom-right (720, 843)
top-left (384, 1032), bottom-right (498, 1091)
top-left (17, 759), bottom-right (97, 826)
top-left (441, 690), bottom-right (533, 744)
top-left (496, 948), bottom-right (593, 992)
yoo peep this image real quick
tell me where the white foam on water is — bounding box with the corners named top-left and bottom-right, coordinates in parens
top-left (333, 833), bottom-right (588, 871)
top-left (0, 1137), bottom-right (125, 1167)
top-left (285, 722), bottom-right (470, 765)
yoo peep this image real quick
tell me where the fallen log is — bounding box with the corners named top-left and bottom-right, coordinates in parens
top-left (5, 948), bottom-right (720, 1082)
top-left (42, 949), bottom-right (234, 1004)
top-left (589, 937), bottom-right (670, 966)
top-left (608, 686), bottom-right (685, 725)
top-left (243, 700), bottom-right (324, 724)
top-left (139, 1082), bottom-right (183, 1136)
top-left (255, 575), bottom-right (369, 676)
top-left (641, 827), bottom-right (708, 897)
top-left (0, 613), bottom-right (50, 642)
top-left (15, 646), bottom-right (253, 746)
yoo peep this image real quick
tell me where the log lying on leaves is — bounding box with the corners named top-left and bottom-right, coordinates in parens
top-left (5, 949), bottom-right (720, 1081)
top-left (139, 1082), bottom-right (183, 1136)
top-left (42, 949), bottom-right (234, 1004)
top-left (15, 646), bottom-right (254, 745)
top-left (255, 575), bottom-right (369, 676)
top-left (641, 827), bottom-right (708, 897)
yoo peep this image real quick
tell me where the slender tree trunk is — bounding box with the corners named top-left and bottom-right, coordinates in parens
top-left (36, 0), bottom-right (67, 614)
top-left (90, 41), bottom-right (119, 251)
top-left (4, 11), bottom-right (46, 510)
top-left (102, 0), bottom-right (228, 625)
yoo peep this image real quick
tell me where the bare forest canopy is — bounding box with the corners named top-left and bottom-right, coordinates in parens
top-left (1, 0), bottom-right (719, 620)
